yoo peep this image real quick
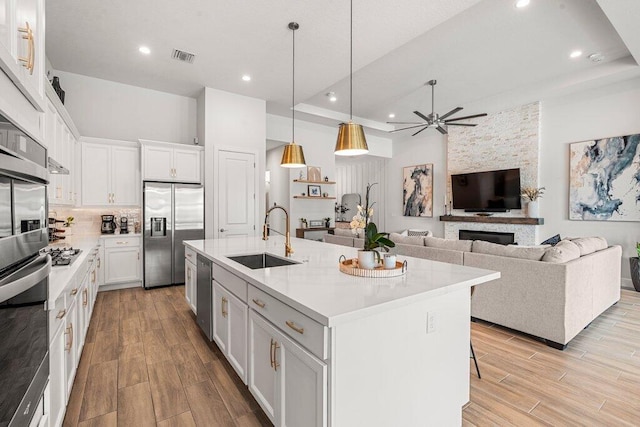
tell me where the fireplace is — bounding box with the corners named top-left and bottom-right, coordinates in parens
top-left (459, 229), bottom-right (515, 245)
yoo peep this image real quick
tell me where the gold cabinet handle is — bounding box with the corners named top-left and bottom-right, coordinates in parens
top-left (70, 288), bottom-right (78, 296)
top-left (97, 257), bottom-right (101, 268)
top-left (65, 323), bottom-right (74, 352)
top-left (116, 241), bottom-right (127, 245)
top-left (273, 340), bottom-right (280, 371)
top-left (64, 326), bottom-right (71, 351)
top-left (221, 297), bottom-right (228, 318)
top-left (285, 320), bottom-right (304, 334)
top-left (269, 339), bottom-right (274, 368)
top-left (187, 268), bottom-right (191, 281)
top-left (91, 270), bottom-right (96, 283)
top-left (69, 323), bottom-right (74, 349)
top-left (252, 299), bottom-right (266, 308)
top-left (18, 22), bottom-right (34, 74)
top-left (56, 309), bottom-right (66, 319)
top-left (83, 288), bottom-right (88, 306)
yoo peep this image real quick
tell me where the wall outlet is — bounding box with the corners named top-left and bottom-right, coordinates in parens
top-left (426, 312), bottom-right (437, 334)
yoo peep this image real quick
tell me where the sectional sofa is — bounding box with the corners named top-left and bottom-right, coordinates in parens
top-left (323, 230), bottom-right (622, 349)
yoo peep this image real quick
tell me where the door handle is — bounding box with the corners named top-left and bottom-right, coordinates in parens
top-left (219, 228), bottom-right (225, 232)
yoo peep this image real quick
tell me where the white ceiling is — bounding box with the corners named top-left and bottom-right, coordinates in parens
top-left (46, 0), bottom-right (639, 135)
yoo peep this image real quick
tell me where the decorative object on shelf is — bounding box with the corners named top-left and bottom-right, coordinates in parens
top-left (309, 219), bottom-right (323, 227)
top-left (335, 202), bottom-right (348, 221)
top-left (403, 164), bottom-right (433, 217)
top-left (631, 256), bottom-right (640, 292)
top-left (307, 185), bottom-right (321, 197)
top-left (280, 22), bottom-right (306, 168)
top-left (51, 76), bottom-right (65, 104)
top-left (521, 186), bottom-right (544, 218)
top-left (307, 166), bottom-right (321, 182)
top-left (64, 216), bottom-right (74, 227)
top-left (351, 183), bottom-right (395, 269)
top-left (300, 218), bottom-right (307, 228)
top-left (322, 192), bottom-right (328, 197)
top-left (324, 176), bottom-right (329, 182)
top-left (334, 0), bottom-right (368, 156)
top-left (387, 79), bottom-right (487, 136)
top-left (570, 134), bottom-right (640, 221)
top-left (324, 217), bottom-right (331, 228)
top-left (339, 255), bottom-right (407, 278)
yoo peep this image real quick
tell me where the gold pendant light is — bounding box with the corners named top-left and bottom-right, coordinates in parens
top-left (334, 0), bottom-right (368, 156)
top-left (281, 22), bottom-right (306, 168)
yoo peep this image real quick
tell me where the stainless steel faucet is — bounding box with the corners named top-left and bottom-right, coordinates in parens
top-left (263, 205), bottom-right (293, 257)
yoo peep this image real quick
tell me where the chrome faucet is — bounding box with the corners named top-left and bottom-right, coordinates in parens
top-left (263, 205), bottom-right (293, 257)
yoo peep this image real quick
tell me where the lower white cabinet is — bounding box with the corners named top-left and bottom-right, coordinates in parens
top-left (64, 297), bottom-right (78, 399)
top-left (185, 252), bottom-right (197, 313)
top-left (102, 236), bottom-right (141, 285)
top-left (49, 311), bottom-right (67, 427)
top-left (249, 310), bottom-right (327, 427)
top-left (212, 280), bottom-right (247, 383)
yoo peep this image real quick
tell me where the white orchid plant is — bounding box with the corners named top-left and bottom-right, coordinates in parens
top-left (349, 183), bottom-right (395, 260)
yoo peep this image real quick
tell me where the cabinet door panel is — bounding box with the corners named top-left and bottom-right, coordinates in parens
top-left (143, 146), bottom-right (173, 181)
top-left (111, 145), bottom-right (139, 205)
top-left (225, 287), bottom-right (247, 383)
top-left (49, 324), bottom-right (67, 427)
top-left (249, 312), bottom-right (277, 424)
top-left (173, 149), bottom-right (200, 183)
top-left (185, 260), bottom-right (197, 313)
top-left (81, 143), bottom-right (110, 205)
top-left (64, 300), bottom-right (78, 398)
top-left (0, 1), bottom-right (10, 53)
top-left (105, 247), bottom-right (140, 284)
top-left (212, 281), bottom-right (228, 353)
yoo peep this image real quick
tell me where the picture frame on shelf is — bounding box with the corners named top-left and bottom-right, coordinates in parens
top-left (309, 219), bottom-right (324, 227)
top-left (308, 185), bottom-right (321, 197)
top-left (307, 166), bottom-right (321, 182)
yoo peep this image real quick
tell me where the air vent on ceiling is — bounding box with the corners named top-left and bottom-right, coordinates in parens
top-left (171, 49), bottom-right (196, 64)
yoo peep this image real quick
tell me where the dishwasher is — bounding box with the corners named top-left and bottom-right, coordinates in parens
top-left (196, 254), bottom-right (213, 340)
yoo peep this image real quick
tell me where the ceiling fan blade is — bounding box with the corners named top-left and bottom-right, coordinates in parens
top-left (439, 107), bottom-right (463, 120)
top-left (436, 125), bottom-right (448, 135)
top-left (447, 123), bottom-right (476, 127)
top-left (389, 124), bottom-right (430, 133)
top-left (413, 111), bottom-right (431, 122)
top-left (411, 126), bottom-right (430, 137)
top-left (444, 113), bottom-right (488, 123)
top-left (386, 121), bottom-right (424, 125)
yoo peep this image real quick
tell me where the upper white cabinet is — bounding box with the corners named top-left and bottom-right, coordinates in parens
top-left (80, 137), bottom-right (140, 206)
top-left (140, 139), bottom-right (202, 183)
top-left (0, 0), bottom-right (45, 112)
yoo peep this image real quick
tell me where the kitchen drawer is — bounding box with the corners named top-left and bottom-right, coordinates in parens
top-left (212, 262), bottom-right (247, 302)
top-left (248, 285), bottom-right (328, 360)
top-left (185, 247), bottom-right (197, 264)
top-left (103, 236), bottom-right (141, 248)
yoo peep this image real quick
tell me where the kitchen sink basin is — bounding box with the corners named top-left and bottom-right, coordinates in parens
top-left (227, 253), bottom-right (300, 269)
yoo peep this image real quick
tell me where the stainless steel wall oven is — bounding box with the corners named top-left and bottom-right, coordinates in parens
top-left (0, 113), bottom-right (50, 427)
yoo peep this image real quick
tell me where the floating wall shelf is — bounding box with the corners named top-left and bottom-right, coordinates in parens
top-left (439, 215), bottom-right (544, 225)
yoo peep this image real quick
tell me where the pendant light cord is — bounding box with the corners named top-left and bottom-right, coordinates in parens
top-left (292, 25), bottom-right (296, 143)
top-left (349, 0), bottom-right (353, 120)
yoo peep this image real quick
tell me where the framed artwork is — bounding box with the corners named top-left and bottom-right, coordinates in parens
top-left (569, 134), bottom-right (640, 221)
top-left (403, 164), bottom-right (433, 217)
top-left (307, 166), bottom-right (321, 182)
top-left (307, 185), bottom-right (321, 197)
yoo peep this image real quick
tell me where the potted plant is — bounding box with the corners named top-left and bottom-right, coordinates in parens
top-left (324, 217), bottom-right (331, 228)
top-left (631, 242), bottom-right (640, 292)
top-left (521, 187), bottom-right (545, 218)
top-left (350, 183), bottom-right (395, 269)
top-left (300, 218), bottom-right (308, 228)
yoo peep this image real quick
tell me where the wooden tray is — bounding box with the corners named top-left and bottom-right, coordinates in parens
top-left (338, 255), bottom-right (407, 278)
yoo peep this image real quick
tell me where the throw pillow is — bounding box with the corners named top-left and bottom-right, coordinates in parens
top-left (389, 232), bottom-right (425, 246)
top-left (568, 237), bottom-right (608, 255)
top-left (424, 236), bottom-right (473, 252)
top-left (472, 240), bottom-right (547, 261)
top-left (540, 234), bottom-right (561, 246)
top-left (407, 229), bottom-right (433, 237)
top-left (334, 228), bottom-right (353, 237)
top-left (541, 240), bottom-right (581, 263)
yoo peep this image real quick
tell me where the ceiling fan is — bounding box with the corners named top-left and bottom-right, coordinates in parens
top-left (388, 80), bottom-right (487, 136)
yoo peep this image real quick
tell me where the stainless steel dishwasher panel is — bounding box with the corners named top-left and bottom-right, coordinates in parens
top-left (196, 255), bottom-right (212, 340)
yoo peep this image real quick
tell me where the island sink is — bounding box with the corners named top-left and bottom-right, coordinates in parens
top-left (227, 253), bottom-right (300, 269)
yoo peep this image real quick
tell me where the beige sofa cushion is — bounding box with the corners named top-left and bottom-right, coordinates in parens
top-left (568, 237), bottom-right (608, 255)
top-left (389, 232), bottom-right (424, 246)
top-left (542, 239), bottom-right (581, 263)
top-left (424, 236), bottom-right (473, 252)
top-left (472, 240), bottom-right (546, 261)
top-left (334, 228), bottom-right (354, 237)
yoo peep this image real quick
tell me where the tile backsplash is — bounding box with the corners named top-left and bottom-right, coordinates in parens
top-left (49, 207), bottom-right (142, 237)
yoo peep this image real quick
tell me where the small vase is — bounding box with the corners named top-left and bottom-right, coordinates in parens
top-left (527, 200), bottom-right (539, 218)
top-left (383, 254), bottom-right (397, 269)
top-left (358, 250), bottom-right (376, 269)
top-left (631, 257), bottom-right (640, 292)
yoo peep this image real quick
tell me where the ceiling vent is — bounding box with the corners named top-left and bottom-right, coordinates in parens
top-left (171, 49), bottom-right (195, 64)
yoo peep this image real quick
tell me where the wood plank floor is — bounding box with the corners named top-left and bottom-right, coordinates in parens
top-left (64, 287), bottom-right (640, 426)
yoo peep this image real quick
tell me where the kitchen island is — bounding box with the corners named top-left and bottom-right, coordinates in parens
top-left (185, 236), bottom-right (499, 426)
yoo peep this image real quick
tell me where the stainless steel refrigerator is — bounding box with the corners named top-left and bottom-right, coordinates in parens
top-left (143, 182), bottom-right (204, 288)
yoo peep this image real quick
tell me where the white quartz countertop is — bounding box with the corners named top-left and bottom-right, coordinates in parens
top-left (48, 235), bottom-right (100, 303)
top-left (184, 236), bottom-right (500, 327)
top-left (99, 233), bottom-right (142, 238)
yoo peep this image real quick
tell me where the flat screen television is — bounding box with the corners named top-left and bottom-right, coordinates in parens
top-left (451, 168), bottom-right (522, 212)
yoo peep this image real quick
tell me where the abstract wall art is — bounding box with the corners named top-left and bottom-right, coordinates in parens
top-left (403, 164), bottom-right (433, 217)
top-left (569, 133), bottom-right (640, 221)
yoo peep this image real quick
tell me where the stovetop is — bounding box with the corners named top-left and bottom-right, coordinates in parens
top-left (42, 247), bottom-right (83, 267)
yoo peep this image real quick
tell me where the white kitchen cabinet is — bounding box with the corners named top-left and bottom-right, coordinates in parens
top-left (185, 248), bottom-right (197, 313)
top-left (81, 138), bottom-right (140, 206)
top-left (212, 281), bottom-right (248, 382)
top-left (140, 139), bottom-right (202, 183)
top-left (249, 311), bottom-right (327, 427)
top-left (102, 236), bottom-right (142, 285)
top-left (64, 296), bottom-right (78, 399)
top-left (49, 300), bottom-right (67, 427)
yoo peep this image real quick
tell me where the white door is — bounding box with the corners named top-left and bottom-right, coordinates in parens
top-left (105, 247), bottom-right (140, 284)
top-left (111, 145), bottom-right (139, 205)
top-left (143, 145), bottom-right (173, 181)
top-left (218, 150), bottom-right (255, 237)
top-left (81, 143), bottom-right (111, 205)
top-left (212, 281), bottom-right (228, 354)
top-left (224, 286), bottom-right (248, 383)
top-left (249, 311), bottom-right (277, 424)
top-left (174, 148), bottom-right (201, 183)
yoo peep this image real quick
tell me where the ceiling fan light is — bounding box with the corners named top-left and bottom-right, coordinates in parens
top-left (335, 121), bottom-right (369, 156)
top-left (281, 142), bottom-right (306, 167)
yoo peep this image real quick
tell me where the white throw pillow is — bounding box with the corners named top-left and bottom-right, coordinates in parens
top-left (424, 236), bottom-right (473, 252)
top-left (542, 240), bottom-right (581, 263)
top-left (389, 232), bottom-right (425, 246)
top-left (472, 240), bottom-right (546, 261)
top-left (567, 237), bottom-right (608, 255)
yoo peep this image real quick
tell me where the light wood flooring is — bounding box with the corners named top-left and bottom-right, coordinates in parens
top-left (63, 287), bottom-right (640, 426)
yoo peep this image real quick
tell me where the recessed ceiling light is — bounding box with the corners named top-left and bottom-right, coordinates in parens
top-left (138, 46), bottom-right (151, 55)
top-left (515, 0), bottom-right (530, 8)
top-left (588, 53), bottom-right (604, 62)
top-left (570, 50), bottom-right (583, 59)
top-left (326, 92), bottom-right (337, 102)
top-left (242, 75), bottom-right (251, 82)
top-left (388, 113), bottom-right (395, 119)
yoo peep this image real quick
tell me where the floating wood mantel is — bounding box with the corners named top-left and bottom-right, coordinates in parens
top-left (439, 215), bottom-right (544, 225)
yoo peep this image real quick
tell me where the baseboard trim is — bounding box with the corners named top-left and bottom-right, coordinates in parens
top-left (621, 278), bottom-right (633, 290)
top-left (99, 281), bottom-right (142, 292)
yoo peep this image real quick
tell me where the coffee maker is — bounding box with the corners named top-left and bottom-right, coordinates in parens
top-left (119, 216), bottom-right (129, 234)
top-left (101, 215), bottom-right (116, 234)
